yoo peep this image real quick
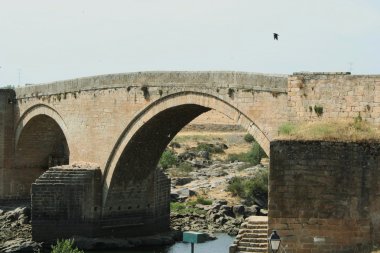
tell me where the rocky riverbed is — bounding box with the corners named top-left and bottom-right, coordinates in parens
top-left (0, 161), bottom-right (267, 252)
top-left (0, 204), bottom-right (42, 253)
top-left (0, 133), bottom-right (269, 252)
top-left (168, 158), bottom-right (268, 237)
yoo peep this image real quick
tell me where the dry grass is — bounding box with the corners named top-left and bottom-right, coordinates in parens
top-left (277, 119), bottom-right (380, 142)
top-left (173, 131), bottom-right (251, 160)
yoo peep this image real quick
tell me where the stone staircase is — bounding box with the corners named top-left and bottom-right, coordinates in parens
top-left (230, 216), bottom-right (268, 253)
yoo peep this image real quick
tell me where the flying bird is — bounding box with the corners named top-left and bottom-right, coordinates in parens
top-left (273, 33), bottom-right (279, 40)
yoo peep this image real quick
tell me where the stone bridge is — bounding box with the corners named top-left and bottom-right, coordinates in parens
top-left (1, 71), bottom-right (380, 252)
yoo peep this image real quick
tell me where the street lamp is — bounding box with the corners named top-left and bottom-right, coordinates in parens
top-left (268, 230), bottom-right (281, 253)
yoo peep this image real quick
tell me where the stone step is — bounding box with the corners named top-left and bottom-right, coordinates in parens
top-left (40, 173), bottom-right (90, 178)
top-left (238, 242), bottom-right (267, 248)
top-left (237, 251), bottom-right (267, 253)
top-left (246, 224), bottom-right (268, 229)
top-left (37, 178), bottom-right (90, 182)
top-left (235, 216), bottom-right (268, 253)
top-left (236, 246), bottom-right (267, 252)
top-left (34, 179), bottom-right (90, 184)
top-left (36, 177), bottom-right (90, 181)
top-left (241, 232), bottom-right (268, 237)
top-left (240, 238), bottom-right (268, 243)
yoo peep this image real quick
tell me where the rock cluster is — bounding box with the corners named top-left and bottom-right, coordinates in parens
top-left (73, 231), bottom-right (181, 250)
top-left (0, 206), bottom-right (42, 253)
top-left (168, 146), bottom-right (269, 237)
top-left (171, 200), bottom-right (262, 236)
top-left (0, 141), bottom-right (268, 252)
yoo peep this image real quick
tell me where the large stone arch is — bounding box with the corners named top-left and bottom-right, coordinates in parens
top-left (103, 91), bottom-right (270, 206)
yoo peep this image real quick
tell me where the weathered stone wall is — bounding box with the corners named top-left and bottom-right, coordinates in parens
top-left (5, 72), bottom-right (289, 202)
top-left (153, 169), bottom-right (171, 227)
top-left (288, 72), bottom-right (380, 124)
top-left (13, 72), bottom-right (288, 170)
top-left (269, 140), bottom-right (380, 253)
top-left (31, 164), bottom-right (170, 241)
top-left (3, 114), bottom-right (70, 198)
top-left (31, 164), bottom-right (102, 242)
top-left (100, 168), bottom-right (170, 237)
top-left (0, 90), bottom-right (15, 198)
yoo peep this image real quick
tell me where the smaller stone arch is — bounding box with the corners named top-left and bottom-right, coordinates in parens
top-left (103, 91), bottom-right (270, 205)
top-left (10, 104), bottom-right (71, 198)
top-left (15, 104), bottom-right (72, 150)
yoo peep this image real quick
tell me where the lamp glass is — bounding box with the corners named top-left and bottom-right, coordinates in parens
top-left (269, 230), bottom-right (281, 252)
top-left (270, 239), bottom-right (280, 251)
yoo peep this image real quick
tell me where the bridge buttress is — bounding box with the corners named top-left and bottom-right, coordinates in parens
top-left (0, 89), bottom-right (16, 198)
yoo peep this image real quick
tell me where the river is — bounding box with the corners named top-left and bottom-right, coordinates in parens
top-left (91, 233), bottom-right (234, 253)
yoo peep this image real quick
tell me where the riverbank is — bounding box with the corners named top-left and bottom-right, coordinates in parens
top-left (0, 130), bottom-right (268, 252)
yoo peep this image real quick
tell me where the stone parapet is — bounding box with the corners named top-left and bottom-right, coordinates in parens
top-left (16, 71), bottom-right (288, 98)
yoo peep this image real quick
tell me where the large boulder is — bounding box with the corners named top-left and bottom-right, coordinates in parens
top-left (172, 177), bottom-right (193, 186)
top-left (171, 188), bottom-right (196, 202)
top-left (233, 205), bottom-right (245, 217)
top-left (0, 239), bottom-right (42, 253)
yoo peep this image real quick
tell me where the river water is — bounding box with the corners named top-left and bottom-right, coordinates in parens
top-left (91, 233), bottom-right (234, 253)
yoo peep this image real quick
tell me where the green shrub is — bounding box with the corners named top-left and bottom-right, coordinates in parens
top-left (51, 239), bottom-right (84, 253)
top-left (243, 133), bottom-right (255, 143)
top-left (141, 86), bottom-right (150, 100)
top-left (195, 143), bottom-right (224, 154)
top-left (314, 105), bottom-right (324, 117)
top-left (228, 88), bottom-right (235, 98)
top-left (196, 196), bottom-right (212, 205)
top-left (170, 202), bottom-right (206, 215)
top-left (170, 202), bottom-right (186, 212)
top-left (178, 162), bottom-right (193, 173)
top-left (226, 169), bottom-right (268, 205)
top-left (278, 122), bottom-right (296, 135)
top-left (227, 141), bottom-right (266, 165)
top-left (244, 169), bottom-right (268, 198)
top-left (353, 113), bottom-right (364, 130)
top-left (226, 177), bottom-right (245, 197)
top-left (159, 150), bottom-right (177, 169)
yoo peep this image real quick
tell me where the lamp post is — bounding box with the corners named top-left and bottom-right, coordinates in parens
top-left (268, 230), bottom-right (281, 253)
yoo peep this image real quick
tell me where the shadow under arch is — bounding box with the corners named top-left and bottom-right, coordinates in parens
top-left (15, 104), bottom-right (72, 150)
top-left (12, 104), bottom-right (71, 197)
top-left (103, 91), bottom-right (270, 206)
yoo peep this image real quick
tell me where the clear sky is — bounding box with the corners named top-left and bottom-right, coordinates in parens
top-left (0, 0), bottom-right (379, 86)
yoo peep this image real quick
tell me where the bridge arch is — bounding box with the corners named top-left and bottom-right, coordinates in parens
top-left (103, 91), bottom-right (270, 206)
top-left (12, 104), bottom-right (70, 197)
top-left (15, 104), bottom-right (71, 150)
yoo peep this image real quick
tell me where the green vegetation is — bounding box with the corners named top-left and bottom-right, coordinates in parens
top-left (51, 239), bottom-right (84, 253)
top-left (243, 133), bottom-right (255, 143)
top-left (353, 113), bottom-right (363, 130)
top-left (173, 134), bottom-right (213, 143)
top-left (141, 86), bottom-right (150, 100)
top-left (170, 201), bottom-right (207, 215)
top-left (195, 143), bottom-right (224, 154)
top-left (278, 122), bottom-right (297, 135)
top-left (169, 162), bottom-right (194, 177)
top-left (226, 169), bottom-right (268, 204)
top-left (159, 149), bottom-right (177, 169)
top-left (277, 118), bottom-right (380, 141)
top-left (227, 141), bottom-right (266, 165)
top-left (314, 105), bottom-right (324, 117)
top-left (193, 196), bottom-right (212, 205)
top-left (228, 88), bottom-right (235, 98)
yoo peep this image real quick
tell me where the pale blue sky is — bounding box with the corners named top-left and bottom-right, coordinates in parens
top-left (0, 0), bottom-right (379, 86)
